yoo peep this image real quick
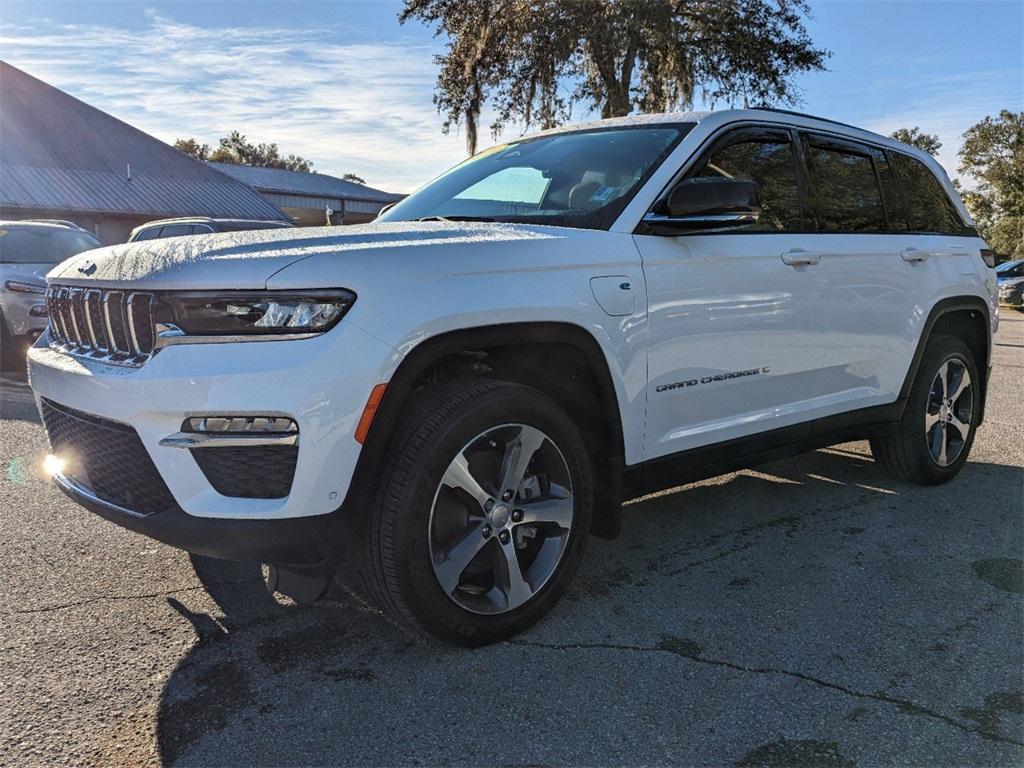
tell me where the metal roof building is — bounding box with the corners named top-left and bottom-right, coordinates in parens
top-left (209, 162), bottom-right (404, 226)
top-left (0, 61), bottom-right (289, 243)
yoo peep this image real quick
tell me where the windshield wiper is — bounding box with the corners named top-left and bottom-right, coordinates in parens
top-left (417, 215), bottom-right (497, 223)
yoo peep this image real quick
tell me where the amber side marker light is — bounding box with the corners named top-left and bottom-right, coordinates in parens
top-left (355, 383), bottom-right (388, 444)
top-left (980, 249), bottom-right (996, 268)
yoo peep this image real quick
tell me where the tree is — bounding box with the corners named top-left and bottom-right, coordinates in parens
top-left (174, 131), bottom-right (312, 172)
top-left (341, 173), bottom-right (367, 185)
top-left (958, 110), bottom-right (1024, 257)
top-left (174, 138), bottom-right (211, 161)
top-left (889, 127), bottom-right (941, 156)
top-left (401, 0), bottom-right (830, 155)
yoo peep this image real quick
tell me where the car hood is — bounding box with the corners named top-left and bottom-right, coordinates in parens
top-left (1000, 276), bottom-right (1024, 288)
top-left (46, 221), bottom-right (571, 290)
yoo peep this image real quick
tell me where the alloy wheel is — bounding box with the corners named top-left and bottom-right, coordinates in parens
top-left (925, 357), bottom-right (973, 467)
top-left (428, 423), bottom-right (574, 615)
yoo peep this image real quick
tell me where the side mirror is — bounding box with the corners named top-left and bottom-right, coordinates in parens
top-left (644, 177), bottom-right (762, 234)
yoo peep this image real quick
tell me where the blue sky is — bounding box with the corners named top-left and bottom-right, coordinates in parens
top-left (1, 0), bottom-right (1021, 191)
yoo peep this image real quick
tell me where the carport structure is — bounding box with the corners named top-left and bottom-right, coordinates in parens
top-left (209, 163), bottom-right (404, 226)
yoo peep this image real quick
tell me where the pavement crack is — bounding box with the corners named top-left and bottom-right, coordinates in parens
top-left (6, 579), bottom-right (257, 615)
top-left (508, 638), bottom-right (1024, 747)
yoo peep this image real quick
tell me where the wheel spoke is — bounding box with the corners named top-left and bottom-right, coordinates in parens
top-left (937, 424), bottom-right (948, 466)
top-left (495, 538), bottom-right (533, 609)
top-left (948, 413), bottom-right (970, 440)
top-left (518, 495), bottom-right (574, 530)
top-left (936, 361), bottom-right (950, 399)
top-left (925, 409), bottom-right (942, 429)
top-left (949, 366), bottom-right (971, 404)
top-left (498, 425), bottom-right (546, 499)
top-left (434, 521), bottom-right (489, 594)
top-left (442, 451), bottom-right (492, 510)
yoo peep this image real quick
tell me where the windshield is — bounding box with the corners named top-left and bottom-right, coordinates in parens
top-left (996, 259), bottom-right (1023, 277)
top-left (0, 226), bottom-right (102, 264)
top-left (379, 124), bottom-right (693, 231)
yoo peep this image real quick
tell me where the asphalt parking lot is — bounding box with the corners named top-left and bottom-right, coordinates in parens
top-left (1, 315), bottom-right (1022, 768)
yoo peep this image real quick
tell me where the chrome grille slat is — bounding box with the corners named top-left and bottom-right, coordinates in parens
top-left (46, 285), bottom-right (155, 367)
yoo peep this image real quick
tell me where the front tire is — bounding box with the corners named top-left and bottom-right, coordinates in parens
top-left (361, 379), bottom-right (593, 646)
top-left (871, 334), bottom-right (980, 485)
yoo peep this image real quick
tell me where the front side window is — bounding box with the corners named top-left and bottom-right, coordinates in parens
top-left (0, 226), bottom-right (102, 264)
top-left (889, 152), bottom-right (967, 234)
top-left (379, 125), bottom-right (692, 231)
top-left (692, 132), bottom-right (802, 231)
top-left (805, 139), bottom-right (885, 232)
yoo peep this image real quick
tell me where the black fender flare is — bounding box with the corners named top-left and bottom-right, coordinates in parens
top-left (898, 295), bottom-right (992, 422)
top-left (345, 321), bottom-right (627, 538)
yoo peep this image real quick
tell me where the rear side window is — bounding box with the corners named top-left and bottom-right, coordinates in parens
top-left (0, 226), bottom-right (102, 264)
top-left (888, 152), bottom-right (966, 234)
top-left (693, 131), bottom-right (801, 231)
top-left (804, 139), bottom-right (885, 232)
top-left (158, 224), bottom-right (193, 238)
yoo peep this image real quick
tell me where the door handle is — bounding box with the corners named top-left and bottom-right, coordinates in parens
top-left (901, 247), bottom-right (929, 262)
top-left (780, 249), bottom-right (821, 267)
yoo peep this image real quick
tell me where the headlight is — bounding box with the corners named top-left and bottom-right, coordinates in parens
top-left (154, 289), bottom-right (356, 337)
top-left (4, 280), bottom-right (46, 294)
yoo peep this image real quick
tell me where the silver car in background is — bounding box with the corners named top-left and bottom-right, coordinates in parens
top-left (0, 220), bottom-right (102, 368)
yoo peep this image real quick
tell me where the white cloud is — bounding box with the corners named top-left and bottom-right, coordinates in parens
top-left (0, 13), bottom-right (481, 192)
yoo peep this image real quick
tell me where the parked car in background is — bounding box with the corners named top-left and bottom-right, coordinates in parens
top-left (1, 220), bottom-right (102, 368)
top-left (30, 109), bottom-right (996, 645)
top-left (128, 217), bottom-right (294, 242)
top-left (995, 258), bottom-right (1023, 284)
top-left (999, 276), bottom-right (1024, 311)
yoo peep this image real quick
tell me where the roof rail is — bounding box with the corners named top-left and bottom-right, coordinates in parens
top-left (749, 107), bottom-right (867, 134)
top-left (17, 218), bottom-right (89, 230)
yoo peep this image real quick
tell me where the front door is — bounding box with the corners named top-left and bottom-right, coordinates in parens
top-left (634, 126), bottom-right (832, 460)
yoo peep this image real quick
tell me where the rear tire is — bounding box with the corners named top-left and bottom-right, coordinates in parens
top-left (871, 334), bottom-right (980, 485)
top-left (359, 379), bottom-right (593, 646)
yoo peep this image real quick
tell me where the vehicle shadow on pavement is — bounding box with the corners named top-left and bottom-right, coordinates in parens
top-left (153, 447), bottom-right (1024, 767)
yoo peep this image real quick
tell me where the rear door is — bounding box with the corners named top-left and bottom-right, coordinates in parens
top-left (634, 126), bottom-right (831, 459)
top-left (797, 133), bottom-right (925, 410)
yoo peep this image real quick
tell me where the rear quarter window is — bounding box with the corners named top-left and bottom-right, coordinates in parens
top-left (888, 152), bottom-right (968, 235)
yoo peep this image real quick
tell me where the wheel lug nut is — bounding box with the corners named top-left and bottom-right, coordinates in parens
top-left (482, 525), bottom-right (492, 539)
top-left (511, 509), bottom-right (523, 522)
top-left (499, 530), bottom-right (510, 544)
top-left (502, 489), bottom-right (514, 502)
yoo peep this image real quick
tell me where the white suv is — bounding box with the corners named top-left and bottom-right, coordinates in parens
top-left (29, 109), bottom-right (997, 645)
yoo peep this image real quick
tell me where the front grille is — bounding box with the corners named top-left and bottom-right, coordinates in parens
top-left (41, 398), bottom-right (176, 515)
top-left (190, 445), bottom-right (298, 499)
top-left (46, 286), bottom-right (155, 366)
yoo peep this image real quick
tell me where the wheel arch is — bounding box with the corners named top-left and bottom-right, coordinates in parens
top-left (347, 321), bottom-right (627, 539)
top-left (900, 296), bottom-right (992, 423)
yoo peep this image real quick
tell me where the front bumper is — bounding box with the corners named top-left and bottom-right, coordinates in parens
top-left (29, 320), bottom-right (396, 557)
top-left (53, 471), bottom-right (338, 565)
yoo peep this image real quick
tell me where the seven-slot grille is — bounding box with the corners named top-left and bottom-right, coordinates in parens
top-left (46, 286), bottom-right (156, 365)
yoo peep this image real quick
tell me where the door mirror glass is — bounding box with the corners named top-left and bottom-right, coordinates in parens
top-left (648, 177), bottom-right (762, 232)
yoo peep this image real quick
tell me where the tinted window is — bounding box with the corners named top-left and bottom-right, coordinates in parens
top-left (191, 224), bottom-right (215, 234)
top-left (0, 226), bottom-right (102, 264)
top-left (158, 224), bottom-right (193, 238)
top-left (805, 140), bottom-right (885, 232)
top-left (875, 151), bottom-right (908, 230)
top-left (694, 133), bottom-right (801, 231)
top-left (132, 227), bottom-right (159, 241)
top-left (889, 152), bottom-right (965, 234)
